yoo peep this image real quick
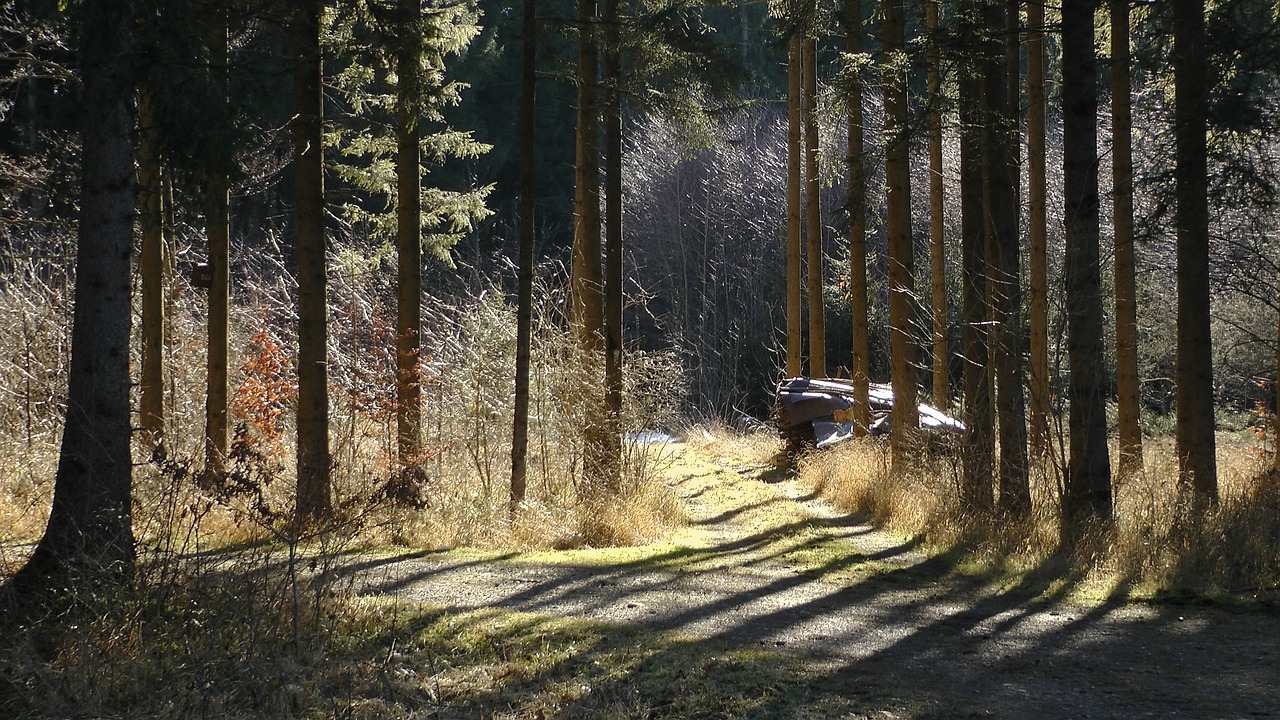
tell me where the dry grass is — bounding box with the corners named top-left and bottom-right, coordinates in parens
top-left (793, 430), bottom-right (1280, 598)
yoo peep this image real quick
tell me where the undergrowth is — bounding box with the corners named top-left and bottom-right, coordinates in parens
top-left (794, 431), bottom-right (1280, 600)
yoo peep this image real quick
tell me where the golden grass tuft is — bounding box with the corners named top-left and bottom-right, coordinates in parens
top-left (792, 430), bottom-right (1280, 597)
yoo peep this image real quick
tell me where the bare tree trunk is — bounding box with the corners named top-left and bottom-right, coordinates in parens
top-left (603, 0), bottom-right (624, 489)
top-left (511, 0), bottom-right (537, 510)
top-left (1173, 0), bottom-right (1218, 502)
top-left (983, 0), bottom-right (1029, 514)
top-left (847, 0), bottom-right (870, 435)
top-left (138, 89), bottom-right (165, 449)
top-left (396, 0), bottom-right (423, 474)
top-left (1111, 0), bottom-right (1143, 478)
top-left (572, 0), bottom-right (608, 486)
top-left (960, 36), bottom-right (993, 511)
top-left (786, 30), bottom-right (803, 378)
top-left (1026, 0), bottom-right (1050, 460)
top-left (293, 0), bottom-right (331, 522)
top-left (1061, 0), bottom-right (1112, 541)
top-left (204, 10), bottom-right (230, 477)
top-left (4, 0), bottom-right (136, 600)
top-left (927, 0), bottom-right (947, 408)
top-left (804, 32), bottom-right (825, 378)
top-left (883, 0), bottom-right (916, 467)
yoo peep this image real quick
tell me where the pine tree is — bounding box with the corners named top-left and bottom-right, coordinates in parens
top-left (293, 0), bottom-right (331, 522)
top-left (959, 1), bottom-right (992, 510)
top-left (1112, 0), bottom-right (1143, 477)
top-left (1061, 0), bottom-right (1113, 540)
top-left (511, 0), bottom-right (538, 510)
top-left (847, 0), bottom-right (871, 435)
top-left (883, 0), bottom-right (916, 467)
top-left (4, 0), bottom-right (137, 603)
top-left (926, 0), bottom-right (947, 408)
top-left (1173, 0), bottom-right (1218, 502)
top-left (1026, 0), bottom-right (1050, 460)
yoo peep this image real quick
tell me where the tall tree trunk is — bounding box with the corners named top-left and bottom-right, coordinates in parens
top-left (983, 0), bottom-right (1029, 514)
top-left (603, 0), bottom-right (623, 489)
top-left (1173, 0), bottom-right (1218, 502)
top-left (804, 32), bottom-right (825, 377)
top-left (138, 89), bottom-right (165, 449)
top-left (396, 0), bottom-right (423, 473)
top-left (205, 10), bottom-right (230, 476)
top-left (5, 0), bottom-right (136, 600)
top-left (1111, 0), bottom-right (1143, 478)
top-left (786, 30), bottom-right (803, 378)
top-left (511, 0), bottom-right (537, 510)
top-left (293, 0), bottom-right (331, 522)
top-left (572, 0), bottom-right (608, 485)
top-left (960, 41), bottom-right (993, 511)
top-left (883, 0), bottom-right (916, 467)
top-left (847, 0), bottom-right (870, 435)
top-left (927, 0), bottom-right (947, 409)
top-left (1061, 0), bottom-right (1112, 541)
top-left (1026, 0), bottom-right (1050, 460)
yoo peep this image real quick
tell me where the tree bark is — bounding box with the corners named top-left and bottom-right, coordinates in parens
top-left (1026, 0), bottom-right (1050, 460)
top-left (571, 0), bottom-right (608, 486)
top-left (603, 0), bottom-right (624, 489)
top-left (293, 0), bottom-right (331, 522)
top-left (804, 32), bottom-right (825, 378)
top-left (511, 0), bottom-right (537, 510)
top-left (5, 0), bottom-right (136, 601)
top-left (1111, 0), bottom-right (1143, 478)
top-left (927, 0), bottom-right (947, 409)
top-left (138, 89), bottom-right (165, 449)
top-left (959, 11), bottom-right (993, 510)
top-left (883, 0), bottom-right (916, 467)
top-left (847, 0), bottom-right (870, 435)
top-left (1173, 0), bottom-right (1218, 502)
top-left (205, 9), bottom-right (230, 477)
top-left (786, 30), bottom-right (803, 378)
top-left (1061, 0), bottom-right (1113, 541)
top-left (397, 0), bottom-right (423, 472)
top-left (983, 0), bottom-right (1029, 515)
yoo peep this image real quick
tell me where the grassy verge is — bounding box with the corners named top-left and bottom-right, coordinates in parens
top-left (793, 430), bottom-right (1280, 604)
top-left (1, 584), bottom-right (917, 719)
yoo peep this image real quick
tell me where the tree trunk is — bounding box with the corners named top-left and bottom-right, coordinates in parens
top-left (1111, 0), bottom-right (1143, 478)
top-left (927, 0), bottom-right (947, 409)
top-left (572, 0), bottom-right (608, 486)
top-left (983, 0), bottom-right (1029, 515)
top-left (603, 0), bottom-right (624, 489)
top-left (205, 9), bottom-right (230, 477)
top-left (397, 0), bottom-right (423, 473)
top-left (847, 0), bottom-right (870, 435)
top-left (293, 0), bottom-right (331, 522)
top-left (804, 32), bottom-right (825, 378)
top-left (511, 0), bottom-right (537, 510)
top-left (1173, 0), bottom-right (1218, 502)
top-left (5, 0), bottom-right (136, 601)
top-left (959, 25), bottom-right (993, 510)
top-left (1061, 0), bottom-right (1112, 541)
top-left (883, 0), bottom-right (916, 467)
top-left (1026, 0), bottom-right (1050, 460)
top-left (786, 30), bottom-right (803, 378)
top-left (138, 89), bottom-right (165, 449)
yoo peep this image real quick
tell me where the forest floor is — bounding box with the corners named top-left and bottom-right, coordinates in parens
top-left (344, 439), bottom-right (1280, 720)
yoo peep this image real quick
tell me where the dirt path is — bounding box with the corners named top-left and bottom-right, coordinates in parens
top-left (352, 443), bottom-right (1280, 719)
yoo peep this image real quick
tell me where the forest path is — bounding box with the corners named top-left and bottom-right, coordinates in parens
top-left (352, 441), bottom-right (1280, 719)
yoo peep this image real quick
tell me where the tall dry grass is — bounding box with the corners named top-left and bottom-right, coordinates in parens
top-left (796, 430), bottom-right (1280, 596)
top-left (0, 237), bottom-right (685, 573)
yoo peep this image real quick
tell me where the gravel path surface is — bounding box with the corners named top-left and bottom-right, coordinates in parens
top-left (352, 446), bottom-right (1280, 719)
